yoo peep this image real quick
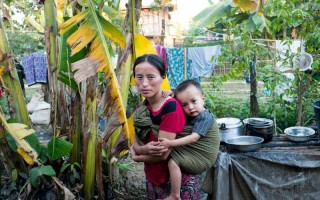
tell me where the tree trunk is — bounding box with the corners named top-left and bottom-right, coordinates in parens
top-left (83, 77), bottom-right (98, 200)
top-left (296, 73), bottom-right (315, 125)
top-left (0, 12), bottom-right (30, 127)
top-left (111, 0), bottom-right (142, 153)
top-left (69, 92), bottom-right (82, 164)
top-left (250, 54), bottom-right (259, 117)
top-left (44, 0), bottom-right (60, 133)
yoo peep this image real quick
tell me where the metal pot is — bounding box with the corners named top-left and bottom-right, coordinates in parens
top-left (217, 117), bottom-right (243, 142)
top-left (225, 136), bottom-right (264, 152)
top-left (243, 118), bottom-right (274, 143)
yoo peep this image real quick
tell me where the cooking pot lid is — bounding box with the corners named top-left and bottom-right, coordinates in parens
top-left (217, 117), bottom-right (242, 128)
top-left (243, 118), bottom-right (273, 126)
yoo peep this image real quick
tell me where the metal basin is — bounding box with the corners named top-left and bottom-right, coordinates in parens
top-left (225, 136), bottom-right (264, 152)
top-left (284, 126), bottom-right (315, 142)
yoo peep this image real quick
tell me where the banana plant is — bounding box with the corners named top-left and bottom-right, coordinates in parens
top-left (193, 0), bottom-right (270, 33)
top-left (0, 2), bottom-right (30, 127)
top-left (58, 0), bottom-right (132, 198)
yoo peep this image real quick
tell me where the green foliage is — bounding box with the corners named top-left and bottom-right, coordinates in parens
top-left (47, 137), bottom-right (73, 160)
top-left (60, 162), bottom-right (81, 185)
top-left (0, 95), bottom-right (9, 114)
top-left (127, 90), bottom-right (140, 116)
top-left (114, 162), bottom-right (132, 172)
top-left (29, 165), bottom-right (56, 187)
top-left (205, 93), bottom-right (314, 133)
top-left (6, 31), bottom-right (45, 58)
top-left (192, 0), bottom-right (319, 128)
top-left (205, 93), bottom-right (250, 119)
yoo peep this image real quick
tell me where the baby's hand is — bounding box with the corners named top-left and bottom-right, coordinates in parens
top-left (159, 138), bottom-right (172, 149)
top-left (161, 90), bottom-right (173, 98)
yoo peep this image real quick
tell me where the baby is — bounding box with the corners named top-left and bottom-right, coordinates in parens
top-left (159, 79), bottom-right (217, 200)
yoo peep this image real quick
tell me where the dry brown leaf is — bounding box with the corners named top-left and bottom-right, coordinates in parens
top-left (71, 58), bottom-right (100, 84)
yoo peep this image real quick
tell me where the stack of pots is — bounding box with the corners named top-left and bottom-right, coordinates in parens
top-left (217, 117), bottom-right (243, 142)
top-left (243, 118), bottom-right (274, 143)
top-left (312, 99), bottom-right (320, 135)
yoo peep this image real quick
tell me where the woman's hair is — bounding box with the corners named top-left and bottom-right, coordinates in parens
top-left (133, 54), bottom-right (167, 77)
top-left (174, 79), bottom-right (203, 96)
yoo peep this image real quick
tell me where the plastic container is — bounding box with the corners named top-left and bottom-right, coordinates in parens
top-left (312, 99), bottom-right (320, 136)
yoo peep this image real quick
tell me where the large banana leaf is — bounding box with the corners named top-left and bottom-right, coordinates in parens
top-left (193, 0), bottom-right (233, 28)
top-left (58, 17), bottom-right (86, 91)
top-left (0, 113), bottom-right (39, 166)
top-left (58, 0), bottom-right (129, 136)
top-left (193, 0), bottom-right (268, 33)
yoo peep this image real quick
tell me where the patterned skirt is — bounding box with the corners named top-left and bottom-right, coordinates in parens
top-left (146, 173), bottom-right (200, 200)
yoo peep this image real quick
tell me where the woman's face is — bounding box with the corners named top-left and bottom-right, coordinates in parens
top-left (134, 61), bottom-right (164, 98)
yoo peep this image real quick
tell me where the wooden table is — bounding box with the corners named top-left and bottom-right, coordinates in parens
top-left (202, 135), bottom-right (320, 200)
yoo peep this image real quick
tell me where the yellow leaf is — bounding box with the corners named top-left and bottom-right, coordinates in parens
top-left (134, 34), bottom-right (157, 58)
top-left (131, 34), bottom-right (171, 90)
top-left (126, 116), bottom-right (134, 144)
top-left (130, 75), bottom-right (171, 90)
top-left (7, 123), bottom-right (28, 132)
top-left (67, 19), bottom-right (97, 56)
top-left (59, 9), bottom-right (90, 35)
top-left (17, 147), bottom-right (35, 166)
top-left (233, 0), bottom-right (259, 12)
top-left (119, 150), bottom-right (129, 157)
top-left (0, 121), bottom-right (39, 165)
top-left (54, 0), bottom-right (65, 10)
top-left (54, 0), bottom-right (65, 23)
top-left (0, 66), bottom-right (5, 75)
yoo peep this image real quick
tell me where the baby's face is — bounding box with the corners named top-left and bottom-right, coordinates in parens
top-left (176, 85), bottom-right (205, 117)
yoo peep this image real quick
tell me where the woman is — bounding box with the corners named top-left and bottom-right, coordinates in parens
top-left (131, 54), bottom-right (201, 199)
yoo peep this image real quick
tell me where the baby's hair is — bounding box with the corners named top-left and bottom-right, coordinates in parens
top-left (133, 54), bottom-right (167, 78)
top-left (174, 79), bottom-right (203, 96)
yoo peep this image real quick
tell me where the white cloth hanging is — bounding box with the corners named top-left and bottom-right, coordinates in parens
top-left (187, 46), bottom-right (221, 78)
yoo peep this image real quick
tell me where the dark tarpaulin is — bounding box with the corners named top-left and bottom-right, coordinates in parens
top-left (202, 148), bottom-right (320, 200)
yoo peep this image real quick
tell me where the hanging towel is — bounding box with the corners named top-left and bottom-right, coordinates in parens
top-left (166, 48), bottom-right (185, 89)
top-left (187, 59), bottom-right (201, 84)
top-left (155, 45), bottom-right (168, 70)
top-left (187, 46), bottom-right (221, 78)
top-left (21, 52), bottom-right (48, 86)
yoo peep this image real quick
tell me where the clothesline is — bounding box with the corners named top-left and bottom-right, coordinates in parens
top-left (157, 45), bottom-right (221, 89)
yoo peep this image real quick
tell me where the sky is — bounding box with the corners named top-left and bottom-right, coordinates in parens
top-left (173, 0), bottom-right (213, 29)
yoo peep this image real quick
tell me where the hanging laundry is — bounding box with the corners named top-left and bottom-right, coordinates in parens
top-left (166, 48), bottom-right (185, 89)
top-left (186, 59), bottom-right (201, 84)
top-left (155, 45), bottom-right (168, 70)
top-left (21, 52), bottom-right (48, 86)
top-left (187, 46), bottom-right (221, 78)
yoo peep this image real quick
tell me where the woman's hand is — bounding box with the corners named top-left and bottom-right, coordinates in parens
top-left (131, 141), bottom-right (169, 163)
top-left (130, 146), bottom-right (138, 161)
top-left (158, 138), bottom-right (172, 149)
top-left (145, 141), bottom-right (168, 156)
top-left (161, 90), bottom-right (173, 98)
